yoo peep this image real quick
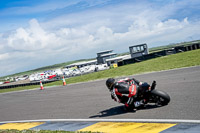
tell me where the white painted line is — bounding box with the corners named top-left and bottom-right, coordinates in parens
top-left (1, 119), bottom-right (200, 124)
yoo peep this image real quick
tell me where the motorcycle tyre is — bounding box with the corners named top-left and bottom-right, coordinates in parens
top-left (150, 89), bottom-right (170, 106)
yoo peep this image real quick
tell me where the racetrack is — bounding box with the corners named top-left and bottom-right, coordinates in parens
top-left (0, 66), bottom-right (200, 122)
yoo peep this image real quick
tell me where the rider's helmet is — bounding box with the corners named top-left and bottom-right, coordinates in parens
top-left (106, 78), bottom-right (115, 91)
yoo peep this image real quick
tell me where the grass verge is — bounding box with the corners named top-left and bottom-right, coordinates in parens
top-left (1, 49), bottom-right (200, 93)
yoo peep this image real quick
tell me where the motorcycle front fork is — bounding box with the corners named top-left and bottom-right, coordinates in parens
top-left (151, 81), bottom-right (157, 90)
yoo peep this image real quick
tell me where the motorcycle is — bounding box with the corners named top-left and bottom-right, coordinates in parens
top-left (134, 81), bottom-right (170, 108)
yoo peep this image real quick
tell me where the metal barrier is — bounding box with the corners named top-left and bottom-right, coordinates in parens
top-left (119, 42), bottom-right (200, 65)
top-left (0, 79), bottom-right (59, 90)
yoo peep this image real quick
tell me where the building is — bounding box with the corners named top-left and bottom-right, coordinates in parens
top-left (65, 59), bottom-right (97, 69)
top-left (65, 44), bottom-right (150, 69)
top-left (129, 43), bottom-right (149, 58)
top-left (96, 50), bottom-right (117, 65)
top-left (106, 54), bottom-right (131, 66)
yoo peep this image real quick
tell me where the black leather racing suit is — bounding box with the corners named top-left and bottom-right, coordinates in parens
top-left (110, 78), bottom-right (150, 110)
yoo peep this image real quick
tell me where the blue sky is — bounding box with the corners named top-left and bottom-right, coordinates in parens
top-left (0, 0), bottom-right (200, 77)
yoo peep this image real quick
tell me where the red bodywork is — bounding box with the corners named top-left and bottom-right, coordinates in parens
top-left (48, 75), bottom-right (56, 79)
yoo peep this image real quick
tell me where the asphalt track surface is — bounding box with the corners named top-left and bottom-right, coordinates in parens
top-left (0, 66), bottom-right (200, 122)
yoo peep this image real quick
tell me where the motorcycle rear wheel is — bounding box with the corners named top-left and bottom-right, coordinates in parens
top-left (150, 90), bottom-right (170, 106)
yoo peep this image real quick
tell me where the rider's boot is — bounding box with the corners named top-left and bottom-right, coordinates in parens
top-left (134, 101), bottom-right (140, 108)
top-left (134, 100), bottom-right (146, 109)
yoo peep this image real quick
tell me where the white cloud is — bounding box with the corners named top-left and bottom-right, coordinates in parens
top-left (7, 19), bottom-right (58, 51)
top-left (1, 0), bottom-right (200, 76)
top-left (0, 53), bottom-right (10, 60)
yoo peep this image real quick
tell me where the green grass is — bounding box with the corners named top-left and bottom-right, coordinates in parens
top-left (1, 49), bottom-right (200, 93)
top-left (1, 40), bottom-right (199, 81)
top-left (65, 49), bottom-right (200, 83)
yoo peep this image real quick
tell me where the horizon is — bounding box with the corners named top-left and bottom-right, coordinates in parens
top-left (1, 39), bottom-right (199, 78)
top-left (0, 0), bottom-right (200, 77)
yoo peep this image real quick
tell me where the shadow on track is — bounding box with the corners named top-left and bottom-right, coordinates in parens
top-left (89, 105), bottom-right (128, 118)
top-left (90, 104), bottom-right (161, 118)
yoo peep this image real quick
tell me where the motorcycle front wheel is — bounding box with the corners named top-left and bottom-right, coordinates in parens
top-left (150, 89), bottom-right (170, 106)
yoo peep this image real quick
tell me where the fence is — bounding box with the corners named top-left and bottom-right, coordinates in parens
top-left (118, 42), bottom-right (200, 66)
top-left (0, 79), bottom-right (59, 90)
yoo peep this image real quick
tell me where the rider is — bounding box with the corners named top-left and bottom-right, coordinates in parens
top-left (106, 77), bottom-right (154, 111)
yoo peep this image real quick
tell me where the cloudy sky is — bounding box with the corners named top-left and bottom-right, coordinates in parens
top-left (0, 0), bottom-right (200, 77)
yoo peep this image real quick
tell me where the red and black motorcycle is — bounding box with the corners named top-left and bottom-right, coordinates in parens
top-left (137, 81), bottom-right (170, 107)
